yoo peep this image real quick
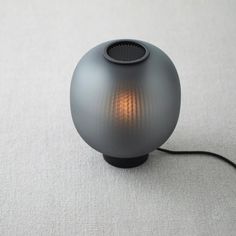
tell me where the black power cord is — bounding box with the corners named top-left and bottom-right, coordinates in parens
top-left (157, 147), bottom-right (236, 169)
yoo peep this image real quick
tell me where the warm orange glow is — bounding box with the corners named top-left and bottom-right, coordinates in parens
top-left (113, 89), bottom-right (139, 125)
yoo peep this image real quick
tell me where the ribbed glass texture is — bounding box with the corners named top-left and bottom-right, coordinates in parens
top-left (70, 40), bottom-right (181, 158)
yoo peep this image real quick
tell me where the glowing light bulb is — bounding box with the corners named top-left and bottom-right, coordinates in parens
top-left (112, 89), bottom-right (139, 126)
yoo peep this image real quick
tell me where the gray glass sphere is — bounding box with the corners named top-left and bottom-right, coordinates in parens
top-left (70, 39), bottom-right (181, 159)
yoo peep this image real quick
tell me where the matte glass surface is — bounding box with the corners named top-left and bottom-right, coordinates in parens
top-left (70, 40), bottom-right (181, 158)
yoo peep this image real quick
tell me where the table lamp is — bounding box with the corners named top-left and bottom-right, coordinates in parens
top-left (70, 39), bottom-right (181, 168)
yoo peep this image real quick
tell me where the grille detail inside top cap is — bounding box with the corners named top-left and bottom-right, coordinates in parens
top-left (104, 40), bottom-right (149, 64)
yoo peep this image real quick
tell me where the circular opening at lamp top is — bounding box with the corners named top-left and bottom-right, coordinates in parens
top-left (104, 40), bottom-right (150, 65)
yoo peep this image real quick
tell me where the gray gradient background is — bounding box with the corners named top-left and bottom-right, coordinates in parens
top-left (0, 0), bottom-right (236, 235)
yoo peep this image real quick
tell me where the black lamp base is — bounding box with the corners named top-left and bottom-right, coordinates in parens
top-left (103, 154), bottom-right (149, 168)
